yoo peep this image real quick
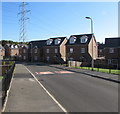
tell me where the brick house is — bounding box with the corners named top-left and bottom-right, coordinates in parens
top-left (4, 44), bottom-right (19, 59)
top-left (104, 38), bottom-right (120, 66)
top-left (4, 44), bottom-right (11, 57)
top-left (43, 37), bottom-right (67, 63)
top-left (10, 44), bottom-right (19, 58)
top-left (98, 43), bottom-right (105, 58)
top-left (0, 44), bottom-right (5, 60)
top-left (28, 40), bottom-right (47, 62)
top-left (65, 34), bottom-right (98, 62)
top-left (19, 44), bottom-right (29, 61)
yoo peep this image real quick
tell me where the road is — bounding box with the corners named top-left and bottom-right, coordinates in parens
top-left (25, 63), bottom-right (118, 112)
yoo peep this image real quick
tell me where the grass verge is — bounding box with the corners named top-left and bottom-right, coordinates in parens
top-left (75, 66), bottom-right (120, 75)
top-left (0, 76), bottom-right (3, 80)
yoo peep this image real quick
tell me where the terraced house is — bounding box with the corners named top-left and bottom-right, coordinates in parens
top-left (104, 37), bottom-right (120, 67)
top-left (19, 44), bottom-right (29, 61)
top-left (65, 34), bottom-right (98, 62)
top-left (29, 40), bottom-right (47, 62)
top-left (4, 44), bottom-right (19, 59)
top-left (43, 37), bottom-right (67, 64)
top-left (0, 44), bottom-right (5, 60)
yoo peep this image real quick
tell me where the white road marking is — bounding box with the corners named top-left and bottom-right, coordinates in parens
top-left (36, 71), bottom-right (54, 75)
top-left (36, 71), bottom-right (74, 75)
top-left (29, 78), bottom-right (35, 82)
top-left (54, 71), bottom-right (74, 74)
top-left (24, 65), bottom-right (68, 113)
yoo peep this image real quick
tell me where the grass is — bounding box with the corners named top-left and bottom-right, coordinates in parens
top-left (0, 76), bottom-right (3, 80)
top-left (75, 66), bottom-right (120, 75)
top-left (2, 61), bottom-right (14, 65)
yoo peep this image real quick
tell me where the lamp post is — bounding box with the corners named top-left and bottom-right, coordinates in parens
top-left (30, 43), bottom-right (32, 62)
top-left (85, 16), bottom-right (94, 70)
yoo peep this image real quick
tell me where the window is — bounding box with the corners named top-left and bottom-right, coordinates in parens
top-left (108, 59), bottom-right (111, 64)
top-left (80, 36), bottom-right (88, 43)
top-left (23, 56), bottom-right (26, 60)
top-left (99, 49), bottom-right (102, 53)
top-left (55, 48), bottom-right (58, 53)
top-left (34, 56), bottom-right (38, 60)
top-left (47, 56), bottom-right (50, 61)
top-left (70, 48), bottom-right (73, 53)
top-left (109, 48), bottom-right (114, 53)
top-left (69, 58), bottom-right (74, 61)
top-left (47, 39), bottom-right (53, 45)
top-left (81, 48), bottom-right (85, 53)
top-left (23, 49), bottom-right (26, 53)
top-left (112, 59), bottom-right (118, 65)
top-left (55, 39), bottom-right (61, 45)
top-left (69, 37), bottom-right (76, 44)
top-left (46, 49), bottom-right (49, 53)
top-left (35, 48), bottom-right (38, 53)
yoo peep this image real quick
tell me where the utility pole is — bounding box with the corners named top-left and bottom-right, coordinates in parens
top-left (18, 2), bottom-right (30, 43)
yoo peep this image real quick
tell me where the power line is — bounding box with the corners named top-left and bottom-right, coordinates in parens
top-left (18, 2), bottom-right (30, 42)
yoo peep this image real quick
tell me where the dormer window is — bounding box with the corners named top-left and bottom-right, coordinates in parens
top-left (55, 39), bottom-right (61, 45)
top-left (80, 36), bottom-right (88, 43)
top-left (11, 45), bottom-right (14, 48)
top-left (47, 39), bottom-right (53, 45)
top-left (15, 45), bottom-right (18, 48)
top-left (69, 36), bottom-right (76, 44)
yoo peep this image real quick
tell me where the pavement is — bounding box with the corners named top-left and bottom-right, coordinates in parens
top-left (3, 64), bottom-right (63, 112)
top-left (49, 64), bottom-right (120, 83)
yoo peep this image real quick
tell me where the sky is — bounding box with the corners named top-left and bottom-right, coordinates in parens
top-left (2, 2), bottom-right (118, 43)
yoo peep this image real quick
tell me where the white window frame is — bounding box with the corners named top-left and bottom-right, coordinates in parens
top-left (34, 48), bottom-right (38, 53)
top-left (81, 48), bottom-right (85, 53)
top-left (47, 56), bottom-right (50, 61)
top-left (46, 49), bottom-right (49, 53)
top-left (47, 39), bottom-right (53, 45)
top-left (55, 39), bottom-right (61, 45)
top-left (109, 48), bottom-right (114, 53)
top-left (80, 36), bottom-right (88, 43)
top-left (70, 48), bottom-right (73, 53)
top-left (55, 48), bottom-right (58, 53)
top-left (69, 37), bottom-right (76, 44)
top-left (108, 59), bottom-right (111, 64)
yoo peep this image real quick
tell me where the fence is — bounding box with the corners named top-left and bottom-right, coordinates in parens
top-left (68, 61), bottom-right (120, 71)
top-left (2, 62), bottom-right (15, 106)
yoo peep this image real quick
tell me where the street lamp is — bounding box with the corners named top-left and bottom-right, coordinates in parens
top-left (85, 16), bottom-right (94, 70)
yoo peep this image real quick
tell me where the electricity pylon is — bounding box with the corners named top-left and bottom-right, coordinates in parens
top-left (18, 2), bottom-right (30, 42)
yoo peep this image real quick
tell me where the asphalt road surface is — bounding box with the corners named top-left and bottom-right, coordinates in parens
top-left (25, 63), bottom-right (118, 112)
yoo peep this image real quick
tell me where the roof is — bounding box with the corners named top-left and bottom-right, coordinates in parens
top-left (45, 37), bottom-right (67, 46)
top-left (98, 43), bottom-right (105, 49)
top-left (65, 34), bottom-right (93, 45)
top-left (29, 40), bottom-right (47, 48)
top-left (105, 37), bottom-right (120, 48)
top-left (18, 44), bottom-right (29, 49)
top-left (4, 44), bottom-right (19, 49)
